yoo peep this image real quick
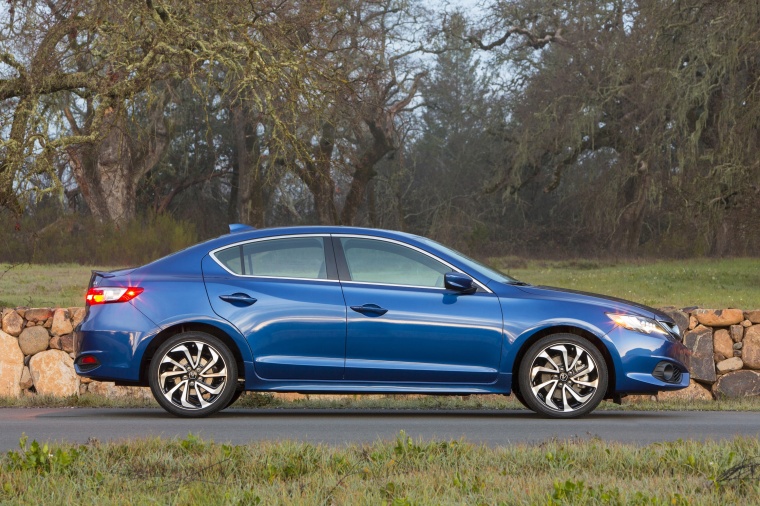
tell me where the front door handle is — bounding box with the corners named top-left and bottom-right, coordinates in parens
top-left (350, 304), bottom-right (388, 316)
top-left (219, 293), bottom-right (257, 306)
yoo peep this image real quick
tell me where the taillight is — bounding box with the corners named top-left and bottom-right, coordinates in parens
top-left (86, 287), bottom-right (144, 305)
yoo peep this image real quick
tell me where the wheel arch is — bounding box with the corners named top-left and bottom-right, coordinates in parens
top-left (139, 322), bottom-right (247, 386)
top-left (510, 325), bottom-right (616, 398)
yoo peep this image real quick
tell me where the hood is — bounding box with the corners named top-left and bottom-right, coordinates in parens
top-left (515, 285), bottom-right (675, 323)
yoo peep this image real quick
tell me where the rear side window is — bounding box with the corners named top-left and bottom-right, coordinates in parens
top-left (214, 237), bottom-right (327, 279)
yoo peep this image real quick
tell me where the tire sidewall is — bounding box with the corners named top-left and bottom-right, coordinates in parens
top-left (518, 333), bottom-right (608, 419)
top-left (149, 332), bottom-right (238, 418)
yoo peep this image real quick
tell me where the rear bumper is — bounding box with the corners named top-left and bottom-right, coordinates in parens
top-left (74, 303), bottom-right (160, 383)
top-left (607, 327), bottom-right (691, 394)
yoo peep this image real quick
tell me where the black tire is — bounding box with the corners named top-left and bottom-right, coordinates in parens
top-left (224, 386), bottom-right (245, 409)
top-left (518, 333), bottom-right (608, 419)
top-left (149, 332), bottom-right (238, 418)
top-left (510, 386), bottom-right (530, 410)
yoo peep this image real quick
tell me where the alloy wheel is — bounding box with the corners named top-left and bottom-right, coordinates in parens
top-left (528, 342), bottom-right (600, 413)
top-left (156, 340), bottom-right (228, 410)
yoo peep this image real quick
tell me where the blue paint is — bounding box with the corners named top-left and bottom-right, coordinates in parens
top-left (74, 226), bottom-right (690, 399)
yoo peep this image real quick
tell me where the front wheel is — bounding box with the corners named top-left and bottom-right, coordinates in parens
top-left (518, 334), bottom-right (608, 418)
top-left (149, 332), bottom-right (238, 417)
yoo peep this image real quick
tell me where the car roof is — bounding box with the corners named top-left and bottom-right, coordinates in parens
top-left (140, 226), bottom-right (425, 268)
top-left (137, 225), bottom-right (499, 285)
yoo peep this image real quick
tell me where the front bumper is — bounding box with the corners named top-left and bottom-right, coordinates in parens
top-left (606, 327), bottom-right (691, 394)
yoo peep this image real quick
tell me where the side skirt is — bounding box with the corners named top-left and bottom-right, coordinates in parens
top-left (243, 372), bottom-right (513, 396)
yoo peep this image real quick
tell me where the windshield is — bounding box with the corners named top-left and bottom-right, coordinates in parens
top-left (418, 238), bottom-right (521, 285)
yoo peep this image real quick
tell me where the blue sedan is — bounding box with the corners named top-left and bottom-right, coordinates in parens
top-left (74, 225), bottom-right (690, 418)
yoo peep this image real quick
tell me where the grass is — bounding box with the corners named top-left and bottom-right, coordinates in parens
top-left (3, 258), bottom-right (760, 309)
top-left (0, 263), bottom-right (115, 308)
top-left (1, 431), bottom-right (758, 504)
top-left (498, 257), bottom-right (760, 309)
top-left (2, 393), bottom-right (760, 412)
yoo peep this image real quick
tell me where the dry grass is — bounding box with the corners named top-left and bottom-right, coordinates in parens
top-left (1, 393), bottom-right (760, 412)
top-left (1, 432), bottom-right (758, 504)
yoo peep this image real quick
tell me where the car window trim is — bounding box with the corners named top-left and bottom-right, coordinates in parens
top-left (209, 234), bottom-right (340, 282)
top-left (331, 234), bottom-right (493, 294)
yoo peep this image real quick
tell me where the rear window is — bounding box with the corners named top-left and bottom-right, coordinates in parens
top-left (214, 237), bottom-right (327, 279)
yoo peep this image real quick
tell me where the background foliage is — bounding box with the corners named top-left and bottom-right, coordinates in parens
top-left (2, 0), bottom-right (758, 264)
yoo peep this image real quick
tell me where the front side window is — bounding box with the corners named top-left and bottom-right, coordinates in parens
top-left (340, 237), bottom-right (451, 288)
top-left (214, 237), bottom-right (327, 279)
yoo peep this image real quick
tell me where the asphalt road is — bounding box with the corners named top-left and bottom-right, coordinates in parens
top-left (0, 408), bottom-right (757, 450)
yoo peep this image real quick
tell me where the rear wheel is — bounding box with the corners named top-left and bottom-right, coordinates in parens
top-left (149, 332), bottom-right (237, 417)
top-left (518, 334), bottom-right (608, 418)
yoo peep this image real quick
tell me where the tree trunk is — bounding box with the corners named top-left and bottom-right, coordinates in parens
top-left (299, 122), bottom-right (339, 225)
top-left (367, 179), bottom-right (378, 227)
top-left (67, 98), bottom-right (169, 225)
top-left (0, 96), bottom-right (35, 216)
top-left (340, 120), bottom-right (393, 225)
top-left (232, 104), bottom-right (268, 228)
top-left (69, 108), bottom-right (135, 223)
top-left (614, 158), bottom-right (651, 253)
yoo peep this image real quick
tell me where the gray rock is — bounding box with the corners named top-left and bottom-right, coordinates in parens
top-left (733, 342), bottom-right (743, 350)
top-left (713, 370), bottom-right (760, 398)
top-left (684, 325), bottom-right (716, 383)
top-left (18, 326), bottom-right (50, 356)
top-left (658, 307), bottom-right (689, 339)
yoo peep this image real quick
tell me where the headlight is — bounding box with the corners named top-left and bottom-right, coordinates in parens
top-left (607, 313), bottom-right (670, 336)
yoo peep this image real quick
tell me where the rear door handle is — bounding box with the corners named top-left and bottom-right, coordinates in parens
top-left (219, 293), bottom-right (257, 306)
top-left (350, 304), bottom-right (388, 316)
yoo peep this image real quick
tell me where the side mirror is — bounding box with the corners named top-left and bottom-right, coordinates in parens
top-left (444, 272), bottom-right (477, 294)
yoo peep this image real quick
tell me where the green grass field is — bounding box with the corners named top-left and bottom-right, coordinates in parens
top-left (500, 257), bottom-right (760, 309)
top-left (0, 263), bottom-right (114, 308)
top-left (1, 432), bottom-right (758, 504)
top-left (2, 258), bottom-right (759, 309)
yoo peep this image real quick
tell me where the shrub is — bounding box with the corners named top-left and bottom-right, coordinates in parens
top-left (0, 209), bottom-right (200, 266)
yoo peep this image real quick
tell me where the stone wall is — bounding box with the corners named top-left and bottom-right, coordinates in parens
top-left (1, 306), bottom-right (759, 401)
top-left (659, 307), bottom-right (760, 399)
top-left (0, 307), bottom-right (150, 399)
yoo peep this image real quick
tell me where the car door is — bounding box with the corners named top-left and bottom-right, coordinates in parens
top-left (202, 235), bottom-right (346, 381)
top-left (334, 235), bottom-right (504, 384)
